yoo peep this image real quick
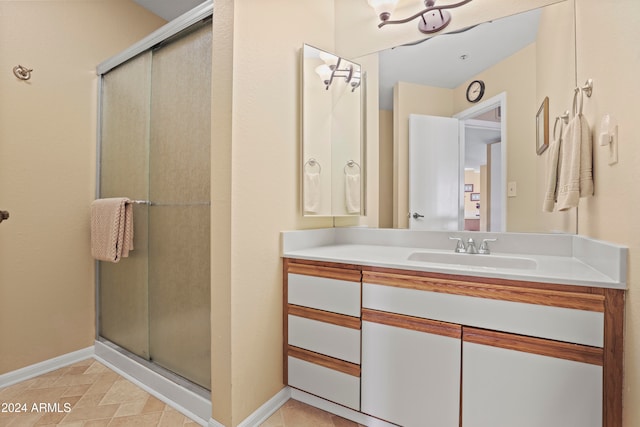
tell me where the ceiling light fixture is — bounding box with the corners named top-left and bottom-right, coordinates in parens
top-left (368, 0), bottom-right (474, 34)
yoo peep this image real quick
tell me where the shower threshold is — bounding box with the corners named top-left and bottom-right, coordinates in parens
top-left (94, 338), bottom-right (211, 425)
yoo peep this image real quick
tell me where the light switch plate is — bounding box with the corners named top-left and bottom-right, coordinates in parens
top-left (508, 181), bottom-right (517, 197)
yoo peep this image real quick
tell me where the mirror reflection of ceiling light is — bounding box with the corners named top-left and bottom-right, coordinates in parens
top-left (368, 0), bottom-right (474, 34)
top-left (316, 56), bottom-right (359, 91)
top-left (315, 64), bottom-right (333, 87)
top-left (367, 0), bottom-right (399, 22)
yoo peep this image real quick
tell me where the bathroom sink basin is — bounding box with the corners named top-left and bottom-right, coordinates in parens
top-left (407, 252), bottom-right (538, 270)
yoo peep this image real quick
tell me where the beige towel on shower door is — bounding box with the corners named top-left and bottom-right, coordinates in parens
top-left (90, 197), bottom-right (134, 263)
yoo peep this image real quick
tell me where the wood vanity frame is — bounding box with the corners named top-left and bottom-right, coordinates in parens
top-left (283, 258), bottom-right (625, 427)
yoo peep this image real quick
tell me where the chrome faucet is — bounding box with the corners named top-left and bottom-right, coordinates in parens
top-left (478, 238), bottom-right (497, 254)
top-left (465, 238), bottom-right (478, 254)
top-left (449, 237), bottom-right (466, 253)
top-left (449, 237), bottom-right (495, 254)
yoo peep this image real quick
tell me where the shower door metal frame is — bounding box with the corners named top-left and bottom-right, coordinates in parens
top-left (94, 0), bottom-right (212, 342)
top-left (93, 1), bottom-right (213, 394)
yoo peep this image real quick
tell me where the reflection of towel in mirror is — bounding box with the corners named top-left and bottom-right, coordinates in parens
top-left (542, 129), bottom-right (562, 212)
top-left (90, 197), bottom-right (134, 263)
top-left (345, 173), bottom-right (361, 214)
top-left (304, 171), bottom-right (321, 213)
top-left (556, 114), bottom-right (593, 211)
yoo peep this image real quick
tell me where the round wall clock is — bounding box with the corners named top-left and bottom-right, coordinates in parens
top-left (466, 80), bottom-right (485, 103)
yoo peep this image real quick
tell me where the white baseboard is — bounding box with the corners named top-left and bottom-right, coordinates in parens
top-left (208, 387), bottom-right (290, 427)
top-left (238, 387), bottom-right (291, 427)
top-left (291, 388), bottom-right (397, 427)
top-left (0, 346), bottom-right (95, 389)
top-left (208, 417), bottom-right (226, 427)
top-left (94, 340), bottom-right (211, 426)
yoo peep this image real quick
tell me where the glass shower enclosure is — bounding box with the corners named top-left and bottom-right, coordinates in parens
top-left (97, 21), bottom-right (212, 391)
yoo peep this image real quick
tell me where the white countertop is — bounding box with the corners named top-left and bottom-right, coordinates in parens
top-left (281, 228), bottom-right (628, 290)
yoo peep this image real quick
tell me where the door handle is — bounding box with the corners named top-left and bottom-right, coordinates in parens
top-left (412, 212), bottom-right (424, 219)
top-left (0, 210), bottom-right (9, 223)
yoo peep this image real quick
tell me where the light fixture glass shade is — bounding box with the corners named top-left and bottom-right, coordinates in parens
top-left (319, 51), bottom-right (338, 67)
top-left (367, 0), bottom-right (399, 18)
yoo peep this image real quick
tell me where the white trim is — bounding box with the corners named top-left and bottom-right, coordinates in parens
top-left (96, 0), bottom-right (213, 75)
top-left (208, 417), bottom-right (226, 427)
top-left (290, 388), bottom-right (397, 427)
top-left (208, 387), bottom-right (290, 427)
top-left (0, 347), bottom-right (94, 389)
top-left (237, 387), bottom-right (291, 427)
top-left (454, 92), bottom-right (508, 232)
top-left (94, 340), bottom-right (211, 426)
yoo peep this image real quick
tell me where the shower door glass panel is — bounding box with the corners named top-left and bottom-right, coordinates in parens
top-left (148, 24), bottom-right (212, 390)
top-left (99, 52), bottom-right (152, 359)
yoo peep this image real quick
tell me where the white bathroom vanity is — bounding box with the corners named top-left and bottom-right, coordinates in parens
top-left (281, 228), bottom-right (626, 427)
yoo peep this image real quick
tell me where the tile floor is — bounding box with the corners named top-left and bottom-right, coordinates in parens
top-left (0, 358), bottom-right (360, 427)
top-left (260, 399), bottom-right (365, 427)
top-left (0, 359), bottom-right (199, 426)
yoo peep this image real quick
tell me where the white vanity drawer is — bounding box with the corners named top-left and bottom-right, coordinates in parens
top-left (288, 314), bottom-right (360, 364)
top-left (288, 273), bottom-right (360, 317)
top-left (362, 282), bottom-right (604, 347)
top-left (288, 355), bottom-right (360, 410)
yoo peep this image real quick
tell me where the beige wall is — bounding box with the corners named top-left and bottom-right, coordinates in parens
top-left (219, 0), bottom-right (335, 424)
top-left (210, 0), bottom-right (234, 424)
top-left (464, 170), bottom-right (481, 218)
top-left (535, 0), bottom-right (577, 233)
top-left (379, 110), bottom-right (394, 228)
top-left (574, 1), bottom-right (640, 425)
top-left (453, 44), bottom-right (538, 232)
top-left (0, 1), bottom-right (165, 374)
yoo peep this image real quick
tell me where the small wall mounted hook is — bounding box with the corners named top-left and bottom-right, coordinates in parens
top-left (13, 65), bottom-right (33, 81)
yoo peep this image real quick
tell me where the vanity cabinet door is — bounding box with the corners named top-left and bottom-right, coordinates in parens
top-left (361, 309), bottom-right (461, 427)
top-left (462, 327), bottom-right (603, 427)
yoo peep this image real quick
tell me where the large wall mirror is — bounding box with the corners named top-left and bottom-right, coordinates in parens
top-left (301, 44), bottom-right (365, 217)
top-left (376, 0), bottom-right (577, 233)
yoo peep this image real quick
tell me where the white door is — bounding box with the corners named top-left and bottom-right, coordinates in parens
top-left (409, 114), bottom-right (460, 230)
top-left (489, 141), bottom-right (503, 231)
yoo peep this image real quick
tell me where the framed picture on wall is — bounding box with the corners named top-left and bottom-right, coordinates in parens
top-left (470, 193), bottom-right (480, 201)
top-left (464, 184), bottom-right (474, 192)
top-left (536, 96), bottom-right (549, 155)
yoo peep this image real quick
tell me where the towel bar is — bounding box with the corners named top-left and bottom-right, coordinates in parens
top-left (127, 200), bottom-right (210, 207)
